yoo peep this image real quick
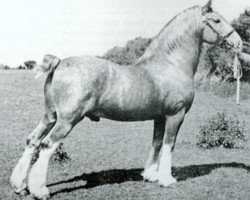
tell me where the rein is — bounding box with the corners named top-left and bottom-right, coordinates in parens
top-left (232, 53), bottom-right (242, 105)
top-left (203, 18), bottom-right (243, 105)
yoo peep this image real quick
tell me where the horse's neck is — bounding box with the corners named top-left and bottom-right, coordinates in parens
top-left (135, 8), bottom-right (204, 78)
top-left (168, 34), bottom-right (203, 77)
top-left (150, 28), bottom-right (203, 78)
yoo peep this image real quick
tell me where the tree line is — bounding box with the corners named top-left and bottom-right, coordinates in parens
top-left (2, 8), bottom-right (250, 81)
top-left (0, 60), bottom-right (37, 70)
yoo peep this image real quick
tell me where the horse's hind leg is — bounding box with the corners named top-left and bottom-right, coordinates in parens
top-left (11, 73), bottom-right (56, 195)
top-left (10, 112), bottom-right (56, 194)
top-left (28, 117), bottom-right (74, 200)
top-left (27, 97), bottom-right (90, 199)
top-left (142, 117), bottom-right (165, 182)
top-left (158, 109), bottom-right (185, 187)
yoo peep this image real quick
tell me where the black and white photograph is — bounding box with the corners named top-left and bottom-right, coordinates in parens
top-left (1, 0), bottom-right (250, 199)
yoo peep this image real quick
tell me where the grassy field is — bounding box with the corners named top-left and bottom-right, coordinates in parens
top-left (0, 70), bottom-right (249, 200)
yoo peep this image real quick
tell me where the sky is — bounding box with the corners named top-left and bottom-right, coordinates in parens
top-left (0, 0), bottom-right (250, 67)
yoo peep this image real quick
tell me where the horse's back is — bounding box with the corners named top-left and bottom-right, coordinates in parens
top-left (58, 55), bottom-right (111, 71)
top-left (50, 55), bottom-right (163, 121)
top-left (53, 55), bottom-right (113, 89)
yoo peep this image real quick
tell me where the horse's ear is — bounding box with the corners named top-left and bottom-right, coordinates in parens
top-left (204, 0), bottom-right (212, 8)
top-left (202, 0), bottom-right (213, 14)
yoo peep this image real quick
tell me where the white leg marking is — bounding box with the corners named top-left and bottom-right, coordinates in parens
top-left (142, 163), bottom-right (158, 182)
top-left (28, 142), bottom-right (59, 199)
top-left (158, 144), bottom-right (176, 187)
top-left (142, 146), bottom-right (159, 182)
top-left (11, 146), bottom-right (35, 193)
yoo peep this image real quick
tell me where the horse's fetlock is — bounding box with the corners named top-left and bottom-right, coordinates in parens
top-left (40, 138), bottom-right (54, 149)
top-left (26, 138), bottom-right (40, 148)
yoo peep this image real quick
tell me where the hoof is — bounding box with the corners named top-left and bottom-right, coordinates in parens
top-left (142, 171), bottom-right (158, 182)
top-left (16, 188), bottom-right (29, 196)
top-left (12, 182), bottom-right (28, 195)
top-left (158, 176), bottom-right (177, 187)
top-left (30, 187), bottom-right (50, 200)
top-left (142, 164), bottom-right (158, 182)
top-left (31, 194), bottom-right (51, 200)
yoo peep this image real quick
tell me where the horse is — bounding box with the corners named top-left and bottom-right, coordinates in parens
top-left (11, 1), bottom-right (242, 199)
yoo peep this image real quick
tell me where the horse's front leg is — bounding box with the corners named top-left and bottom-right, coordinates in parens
top-left (158, 109), bottom-right (185, 187)
top-left (142, 117), bottom-right (165, 182)
top-left (10, 113), bottom-right (56, 195)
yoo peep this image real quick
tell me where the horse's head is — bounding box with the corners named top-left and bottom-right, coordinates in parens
top-left (201, 0), bottom-right (242, 51)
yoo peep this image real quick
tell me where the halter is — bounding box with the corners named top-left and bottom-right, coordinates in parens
top-left (203, 18), bottom-right (235, 49)
top-left (203, 17), bottom-right (244, 104)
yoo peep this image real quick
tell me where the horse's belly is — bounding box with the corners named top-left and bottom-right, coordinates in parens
top-left (91, 110), bottom-right (156, 121)
top-left (92, 103), bottom-right (161, 121)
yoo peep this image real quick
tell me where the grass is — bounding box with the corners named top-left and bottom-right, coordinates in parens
top-left (196, 80), bottom-right (250, 100)
top-left (0, 70), bottom-right (249, 200)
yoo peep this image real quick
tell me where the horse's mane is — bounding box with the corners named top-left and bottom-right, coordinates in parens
top-left (133, 6), bottom-right (203, 66)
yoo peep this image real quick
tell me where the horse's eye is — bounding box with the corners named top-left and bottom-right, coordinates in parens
top-left (213, 18), bottom-right (221, 23)
top-left (207, 7), bottom-right (213, 13)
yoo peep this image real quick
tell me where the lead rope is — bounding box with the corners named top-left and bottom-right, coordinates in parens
top-left (232, 53), bottom-right (243, 105)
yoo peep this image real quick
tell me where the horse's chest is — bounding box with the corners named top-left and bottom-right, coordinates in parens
top-left (160, 80), bottom-right (195, 114)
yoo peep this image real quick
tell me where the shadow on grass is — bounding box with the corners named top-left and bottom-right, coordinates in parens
top-left (49, 162), bottom-right (250, 197)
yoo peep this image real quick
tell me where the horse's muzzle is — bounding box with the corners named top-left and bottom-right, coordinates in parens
top-left (223, 31), bottom-right (243, 52)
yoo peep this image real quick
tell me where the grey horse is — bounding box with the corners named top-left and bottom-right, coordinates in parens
top-left (11, 1), bottom-right (242, 199)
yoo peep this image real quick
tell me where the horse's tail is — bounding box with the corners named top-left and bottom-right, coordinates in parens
top-left (38, 54), bottom-right (61, 119)
top-left (34, 54), bottom-right (61, 79)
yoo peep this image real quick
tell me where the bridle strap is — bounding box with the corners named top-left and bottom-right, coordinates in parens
top-left (203, 18), bottom-right (235, 47)
top-left (223, 29), bottom-right (234, 39)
